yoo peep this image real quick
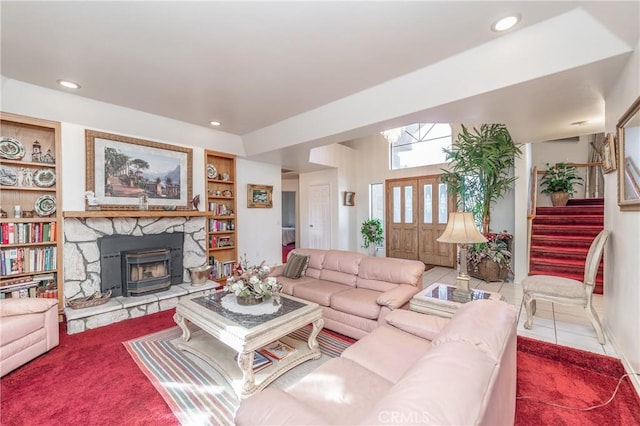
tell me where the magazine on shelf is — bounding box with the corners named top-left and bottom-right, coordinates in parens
top-left (259, 340), bottom-right (297, 360)
top-left (234, 351), bottom-right (272, 372)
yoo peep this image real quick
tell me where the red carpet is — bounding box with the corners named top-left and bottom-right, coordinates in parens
top-left (529, 198), bottom-right (605, 293)
top-left (1, 310), bottom-right (638, 425)
top-left (516, 336), bottom-right (640, 425)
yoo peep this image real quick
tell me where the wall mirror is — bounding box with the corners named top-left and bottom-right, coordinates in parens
top-left (617, 96), bottom-right (640, 211)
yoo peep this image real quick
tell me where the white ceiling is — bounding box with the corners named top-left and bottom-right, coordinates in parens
top-left (2, 1), bottom-right (639, 173)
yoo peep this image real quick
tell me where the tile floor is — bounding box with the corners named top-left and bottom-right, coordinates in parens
top-left (422, 267), bottom-right (618, 358)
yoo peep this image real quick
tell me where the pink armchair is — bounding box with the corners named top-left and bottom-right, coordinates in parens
top-left (0, 298), bottom-right (59, 377)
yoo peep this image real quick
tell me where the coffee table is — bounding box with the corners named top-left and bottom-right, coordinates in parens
top-left (174, 291), bottom-right (323, 399)
top-left (410, 282), bottom-right (504, 318)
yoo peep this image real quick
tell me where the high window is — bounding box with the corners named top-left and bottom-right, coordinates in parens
top-left (383, 123), bottom-right (452, 170)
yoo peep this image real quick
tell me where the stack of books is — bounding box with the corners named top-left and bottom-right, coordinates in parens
top-left (259, 340), bottom-right (297, 360)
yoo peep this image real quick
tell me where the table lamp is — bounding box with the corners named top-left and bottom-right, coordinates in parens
top-left (437, 212), bottom-right (488, 298)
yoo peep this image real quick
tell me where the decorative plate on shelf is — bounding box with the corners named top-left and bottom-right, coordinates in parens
top-left (34, 194), bottom-right (56, 217)
top-left (0, 165), bottom-right (18, 186)
top-left (33, 168), bottom-right (56, 187)
top-left (0, 137), bottom-right (26, 160)
top-left (207, 164), bottom-right (218, 179)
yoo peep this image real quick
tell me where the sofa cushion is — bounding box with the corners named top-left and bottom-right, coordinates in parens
top-left (356, 256), bottom-right (425, 291)
top-left (360, 341), bottom-right (498, 426)
top-left (330, 288), bottom-right (381, 320)
top-left (433, 299), bottom-right (516, 362)
top-left (282, 253), bottom-right (310, 279)
top-left (385, 309), bottom-right (451, 340)
top-left (288, 357), bottom-right (393, 425)
top-left (0, 298), bottom-right (58, 317)
top-left (0, 314), bottom-right (44, 346)
top-left (293, 281), bottom-right (350, 306)
top-left (322, 307), bottom-right (379, 338)
top-left (319, 250), bottom-right (364, 286)
top-left (277, 275), bottom-right (317, 296)
top-left (341, 324), bottom-right (432, 383)
top-left (235, 388), bottom-right (327, 425)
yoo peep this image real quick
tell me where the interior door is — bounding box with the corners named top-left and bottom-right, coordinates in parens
top-left (418, 177), bottom-right (455, 267)
top-left (386, 180), bottom-right (418, 259)
top-left (308, 184), bottom-right (331, 249)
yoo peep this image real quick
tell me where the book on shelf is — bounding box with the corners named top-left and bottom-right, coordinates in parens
top-left (259, 340), bottom-right (297, 360)
top-left (234, 351), bottom-right (272, 372)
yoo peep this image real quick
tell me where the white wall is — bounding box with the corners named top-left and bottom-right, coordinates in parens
top-left (603, 40), bottom-right (640, 393)
top-left (531, 135), bottom-right (592, 206)
top-left (236, 159), bottom-right (282, 267)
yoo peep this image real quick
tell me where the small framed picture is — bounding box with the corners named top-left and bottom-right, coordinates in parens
top-left (344, 191), bottom-right (355, 206)
top-left (247, 184), bottom-right (273, 208)
top-left (602, 133), bottom-right (616, 174)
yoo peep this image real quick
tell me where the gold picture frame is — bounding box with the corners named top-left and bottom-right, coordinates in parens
top-left (344, 191), bottom-right (355, 206)
top-left (247, 184), bottom-right (273, 208)
top-left (85, 130), bottom-right (193, 210)
top-left (617, 96), bottom-right (640, 211)
top-left (601, 133), bottom-right (616, 174)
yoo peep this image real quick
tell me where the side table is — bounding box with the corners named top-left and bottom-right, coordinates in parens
top-left (410, 282), bottom-right (504, 318)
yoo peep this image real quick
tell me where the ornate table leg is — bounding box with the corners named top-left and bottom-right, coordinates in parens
top-left (237, 351), bottom-right (256, 399)
top-left (308, 318), bottom-right (324, 359)
top-left (173, 312), bottom-right (192, 341)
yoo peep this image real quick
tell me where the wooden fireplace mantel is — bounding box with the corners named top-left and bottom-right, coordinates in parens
top-left (63, 210), bottom-right (209, 218)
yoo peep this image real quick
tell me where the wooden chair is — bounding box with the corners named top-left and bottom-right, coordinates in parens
top-left (522, 230), bottom-right (610, 344)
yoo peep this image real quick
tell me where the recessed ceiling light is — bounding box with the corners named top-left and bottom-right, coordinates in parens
top-left (210, 121), bottom-right (221, 126)
top-left (57, 79), bottom-right (81, 89)
top-left (571, 120), bottom-right (589, 126)
top-left (492, 15), bottom-right (520, 32)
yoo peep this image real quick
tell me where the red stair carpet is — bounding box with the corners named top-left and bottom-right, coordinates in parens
top-left (2, 309), bottom-right (638, 425)
top-left (530, 197), bottom-right (605, 294)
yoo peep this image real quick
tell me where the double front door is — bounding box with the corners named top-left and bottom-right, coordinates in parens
top-left (386, 175), bottom-right (455, 267)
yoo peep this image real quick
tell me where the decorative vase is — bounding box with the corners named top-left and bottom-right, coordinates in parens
top-left (550, 192), bottom-right (569, 207)
top-left (236, 294), bottom-right (263, 306)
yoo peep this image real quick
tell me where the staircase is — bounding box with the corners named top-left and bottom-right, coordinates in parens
top-left (529, 198), bottom-right (605, 294)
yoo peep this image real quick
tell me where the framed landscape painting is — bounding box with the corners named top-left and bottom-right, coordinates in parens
top-left (86, 130), bottom-right (193, 210)
top-left (247, 184), bottom-right (273, 208)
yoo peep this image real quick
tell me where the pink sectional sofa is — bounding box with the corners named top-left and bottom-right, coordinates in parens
top-left (0, 298), bottom-right (59, 377)
top-left (270, 249), bottom-right (425, 339)
top-left (236, 299), bottom-right (518, 425)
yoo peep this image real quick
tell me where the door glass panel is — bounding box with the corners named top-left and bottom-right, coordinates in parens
top-left (404, 186), bottom-right (413, 223)
top-left (423, 184), bottom-right (433, 224)
top-left (393, 187), bottom-right (401, 223)
top-left (438, 183), bottom-right (448, 223)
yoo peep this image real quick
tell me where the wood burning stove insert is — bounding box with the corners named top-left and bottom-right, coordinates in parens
top-left (98, 233), bottom-right (183, 297)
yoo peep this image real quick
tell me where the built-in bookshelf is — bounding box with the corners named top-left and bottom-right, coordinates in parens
top-left (0, 112), bottom-right (63, 309)
top-left (205, 150), bottom-right (237, 284)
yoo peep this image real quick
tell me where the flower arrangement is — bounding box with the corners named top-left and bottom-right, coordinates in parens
top-left (361, 218), bottom-right (384, 249)
top-left (467, 231), bottom-right (513, 273)
top-left (224, 256), bottom-right (281, 299)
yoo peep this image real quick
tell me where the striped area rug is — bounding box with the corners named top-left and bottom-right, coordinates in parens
top-left (124, 325), bottom-right (354, 426)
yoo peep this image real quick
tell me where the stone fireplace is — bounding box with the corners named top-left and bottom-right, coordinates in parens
top-left (63, 215), bottom-right (213, 333)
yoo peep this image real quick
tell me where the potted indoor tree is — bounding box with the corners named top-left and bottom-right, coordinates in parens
top-left (440, 124), bottom-right (522, 281)
top-left (540, 162), bottom-right (583, 206)
top-left (361, 218), bottom-right (384, 256)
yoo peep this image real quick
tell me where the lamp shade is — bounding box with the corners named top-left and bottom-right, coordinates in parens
top-left (437, 212), bottom-right (488, 244)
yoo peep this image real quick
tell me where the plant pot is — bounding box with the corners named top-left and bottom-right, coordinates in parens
top-left (550, 192), bottom-right (570, 207)
top-left (468, 258), bottom-right (508, 282)
top-left (236, 294), bottom-right (263, 306)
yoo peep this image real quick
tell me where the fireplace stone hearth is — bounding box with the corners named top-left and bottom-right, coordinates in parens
top-left (63, 216), bottom-right (211, 333)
